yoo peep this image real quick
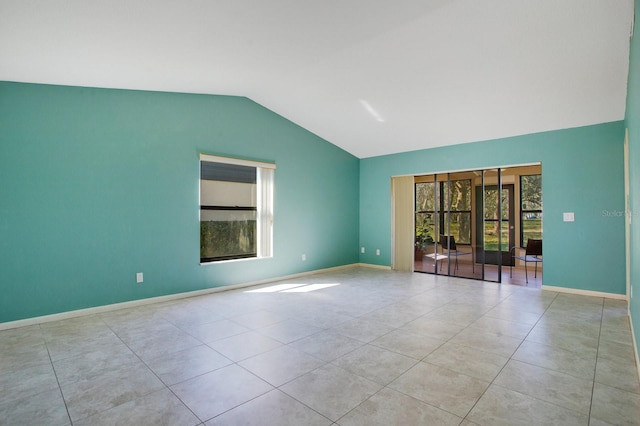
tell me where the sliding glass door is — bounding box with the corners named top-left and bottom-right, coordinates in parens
top-left (413, 165), bottom-right (541, 284)
top-left (476, 184), bottom-right (515, 267)
top-left (414, 175), bottom-right (438, 274)
top-left (414, 172), bottom-right (476, 279)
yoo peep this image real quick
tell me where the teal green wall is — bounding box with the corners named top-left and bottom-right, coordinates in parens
top-left (626, 0), bottom-right (640, 366)
top-left (0, 82), bottom-right (360, 323)
top-left (360, 122), bottom-right (626, 294)
top-left (0, 76), bottom-right (632, 324)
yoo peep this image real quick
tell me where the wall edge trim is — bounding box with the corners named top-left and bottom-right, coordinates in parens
top-left (355, 262), bottom-right (392, 270)
top-left (629, 307), bottom-right (640, 387)
top-left (0, 263), bottom-right (369, 331)
top-left (541, 285), bottom-right (627, 300)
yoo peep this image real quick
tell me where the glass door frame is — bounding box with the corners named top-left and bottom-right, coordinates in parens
top-left (414, 172), bottom-right (476, 279)
top-left (412, 164), bottom-right (542, 284)
top-left (475, 184), bottom-right (515, 266)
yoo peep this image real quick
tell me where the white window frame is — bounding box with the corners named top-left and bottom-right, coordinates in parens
top-left (200, 154), bottom-right (275, 263)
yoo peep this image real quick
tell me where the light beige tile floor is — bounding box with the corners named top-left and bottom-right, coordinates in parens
top-left (1, 267), bottom-right (639, 425)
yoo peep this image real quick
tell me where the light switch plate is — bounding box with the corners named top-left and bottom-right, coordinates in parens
top-left (563, 212), bottom-right (575, 222)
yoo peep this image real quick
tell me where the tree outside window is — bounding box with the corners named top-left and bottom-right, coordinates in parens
top-left (520, 174), bottom-right (542, 246)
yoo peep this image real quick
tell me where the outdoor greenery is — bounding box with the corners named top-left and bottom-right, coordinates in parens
top-left (484, 188), bottom-right (509, 220)
top-left (521, 218), bottom-right (543, 245)
top-left (521, 175), bottom-right (543, 246)
top-left (200, 220), bottom-right (256, 260)
top-left (483, 219), bottom-right (542, 251)
top-left (521, 175), bottom-right (542, 210)
top-left (483, 222), bottom-right (510, 251)
top-left (415, 213), bottom-right (435, 249)
top-left (416, 175), bottom-right (542, 253)
top-left (483, 187), bottom-right (509, 251)
top-left (415, 180), bottom-right (471, 248)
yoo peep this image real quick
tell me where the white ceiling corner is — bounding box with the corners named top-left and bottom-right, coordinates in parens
top-left (0, 0), bottom-right (634, 158)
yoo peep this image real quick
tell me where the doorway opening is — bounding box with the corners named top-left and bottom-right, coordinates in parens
top-left (412, 164), bottom-right (542, 286)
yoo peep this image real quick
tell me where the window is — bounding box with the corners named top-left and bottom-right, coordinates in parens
top-left (200, 154), bottom-right (275, 263)
top-left (442, 179), bottom-right (471, 244)
top-left (520, 174), bottom-right (542, 247)
top-left (415, 181), bottom-right (437, 248)
top-left (484, 185), bottom-right (511, 251)
top-left (414, 178), bottom-right (472, 247)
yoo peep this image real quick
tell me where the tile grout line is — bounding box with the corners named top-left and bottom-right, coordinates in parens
top-left (458, 288), bottom-right (560, 422)
top-left (328, 288), bottom-right (456, 423)
top-left (39, 323), bottom-right (73, 426)
top-left (161, 299), bottom-right (338, 424)
top-left (253, 283), bottom-right (447, 424)
top-left (101, 316), bottom-right (205, 425)
top-left (333, 282), bottom-right (542, 424)
top-left (587, 298), bottom-right (606, 423)
top-left (4, 270), bottom-right (636, 425)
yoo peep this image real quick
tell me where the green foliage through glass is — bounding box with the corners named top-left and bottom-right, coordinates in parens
top-left (200, 220), bottom-right (256, 260)
top-left (520, 175), bottom-right (542, 246)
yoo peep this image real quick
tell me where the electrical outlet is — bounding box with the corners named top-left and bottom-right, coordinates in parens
top-left (361, 247), bottom-right (365, 253)
top-left (136, 272), bottom-right (143, 283)
top-left (376, 249), bottom-right (380, 256)
top-left (301, 254), bottom-right (306, 261)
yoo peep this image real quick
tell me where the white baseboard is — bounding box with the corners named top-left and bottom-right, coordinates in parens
top-left (541, 284), bottom-right (627, 300)
top-left (629, 310), bottom-right (640, 386)
top-left (544, 285), bottom-right (639, 384)
top-left (356, 263), bottom-right (392, 270)
top-left (0, 263), bottom-right (364, 331)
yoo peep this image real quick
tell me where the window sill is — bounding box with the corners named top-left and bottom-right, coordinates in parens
top-left (200, 255), bottom-right (272, 266)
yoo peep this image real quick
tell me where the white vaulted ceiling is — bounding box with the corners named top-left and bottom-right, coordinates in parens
top-left (0, 0), bottom-right (634, 158)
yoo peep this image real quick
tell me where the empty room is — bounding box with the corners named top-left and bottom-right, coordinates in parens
top-left (1, 1), bottom-right (640, 425)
